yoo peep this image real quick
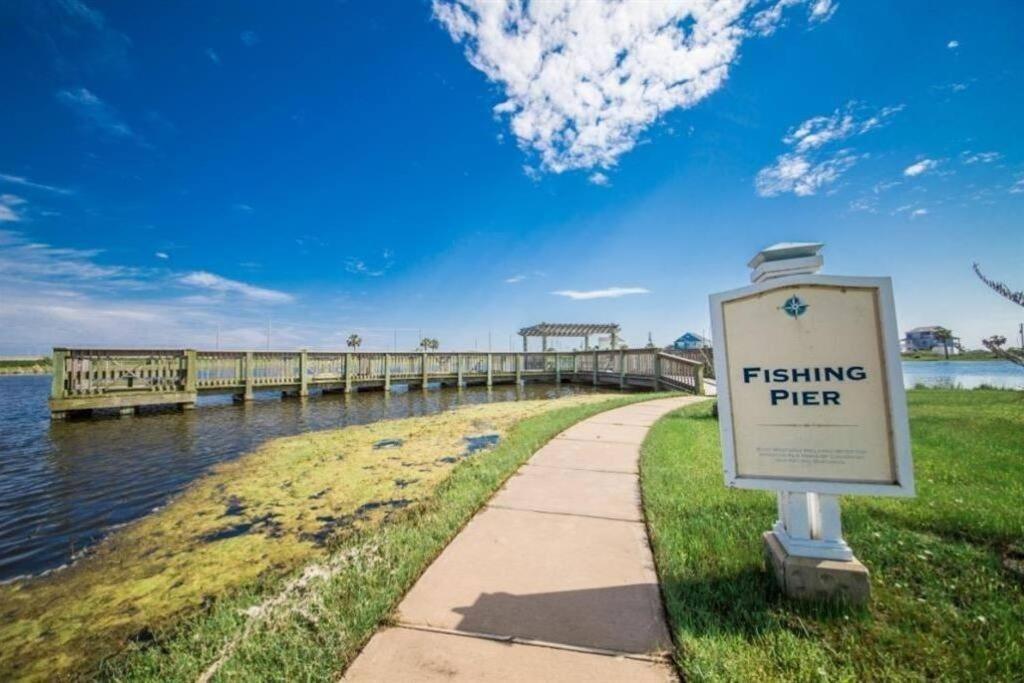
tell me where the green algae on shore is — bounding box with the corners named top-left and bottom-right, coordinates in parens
top-left (0, 394), bottom-right (614, 681)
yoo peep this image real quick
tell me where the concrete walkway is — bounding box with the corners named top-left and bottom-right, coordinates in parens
top-left (344, 396), bottom-right (705, 682)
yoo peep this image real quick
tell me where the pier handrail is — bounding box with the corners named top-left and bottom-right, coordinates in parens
top-left (49, 346), bottom-right (711, 417)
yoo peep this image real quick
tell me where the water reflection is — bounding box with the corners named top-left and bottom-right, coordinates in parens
top-left (0, 375), bottom-right (604, 581)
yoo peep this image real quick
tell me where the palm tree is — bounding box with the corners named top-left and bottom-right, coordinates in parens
top-left (933, 327), bottom-right (954, 360)
top-left (346, 334), bottom-right (362, 350)
top-left (419, 337), bottom-right (439, 351)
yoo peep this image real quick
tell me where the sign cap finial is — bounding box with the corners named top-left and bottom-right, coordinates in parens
top-left (749, 242), bottom-right (824, 283)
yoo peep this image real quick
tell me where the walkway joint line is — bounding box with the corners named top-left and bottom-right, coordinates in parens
top-left (393, 623), bottom-right (673, 664)
top-left (551, 436), bottom-right (648, 446)
top-left (485, 504), bottom-right (643, 524)
top-left (524, 463), bottom-right (637, 475)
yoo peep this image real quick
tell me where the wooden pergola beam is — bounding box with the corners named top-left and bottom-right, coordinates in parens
top-left (518, 323), bottom-right (621, 351)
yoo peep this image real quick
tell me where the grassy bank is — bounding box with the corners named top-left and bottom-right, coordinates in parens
top-left (0, 391), bottom-right (675, 681)
top-left (641, 389), bottom-right (1024, 680)
top-left (0, 358), bottom-right (50, 375)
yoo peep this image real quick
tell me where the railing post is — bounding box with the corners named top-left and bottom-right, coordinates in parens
top-left (695, 363), bottom-right (705, 395)
top-left (592, 350), bottom-right (598, 386)
top-left (384, 353), bottom-right (391, 392)
top-left (184, 349), bottom-right (197, 393)
top-left (299, 350), bottom-right (309, 397)
top-left (49, 349), bottom-right (68, 419)
top-left (654, 353), bottom-right (662, 391)
top-left (457, 353), bottom-right (464, 388)
top-left (421, 352), bottom-right (428, 389)
top-left (515, 353), bottom-right (522, 385)
top-left (555, 352), bottom-right (561, 384)
top-left (244, 351), bottom-right (254, 401)
top-left (619, 349), bottom-right (626, 389)
top-left (345, 353), bottom-right (354, 393)
top-left (50, 349), bottom-right (67, 401)
top-left (486, 353), bottom-right (493, 387)
top-left (183, 349), bottom-right (198, 409)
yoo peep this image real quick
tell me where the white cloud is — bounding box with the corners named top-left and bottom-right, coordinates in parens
top-left (0, 173), bottom-right (72, 195)
top-left (757, 150), bottom-right (858, 197)
top-left (1010, 177), bottom-right (1024, 194)
top-left (961, 151), bottom-right (1000, 165)
top-left (750, 0), bottom-right (838, 36)
top-left (848, 196), bottom-right (877, 213)
top-left (433, 0), bottom-right (834, 173)
top-left (756, 102), bottom-right (899, 197)
top-left (0, 229), bottom-right (138, 284)
top-left (155, 251), bottom-right (169, 259)
top-left (56, 87), bottom-right (137, 141)
top-left (505, 274), bottom-right (527, 283)
top-left (0, 229), bottom-right (315, 352)
top-left (873, 180), bottom-right (901, 194)
top-left (894, 204), bottom-right (928, 218)
top-left (904, 158), bottom-right (939, 177)
top-left (0, 205), bottom-right (20, 223)
top-left (947, 39), bottom-right (959, 49)
top-left (206, 48), bottom-right (221, 64)
top-left (179, 271), bottom-right (293, 303)
top-left (0, 194), bottom-right (26, 222)
top-left (808, 0), bottom-right (839, 23)
top-left (45, 0), bottom-right (132, 77)
top-left (241, 30), bottom-right (260, 47)
top-left (588, 172), bottom-right (610, 187)
top-left (552, 286), bottom-right (650, 300)
top-left (233, 203), bottom-right (254, 212)
top-left (344, 251), bottom-right (394, 278)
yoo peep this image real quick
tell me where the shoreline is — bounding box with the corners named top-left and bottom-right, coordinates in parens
top-left (0, 392), bottom-right (651, 681)
top-left (0, 367), bottom-right (51, 376)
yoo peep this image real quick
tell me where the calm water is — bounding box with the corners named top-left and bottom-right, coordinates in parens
top-left (0, 375), bottom-right (605, 582)
top-left (902, 359), bottom-right (1024, 389)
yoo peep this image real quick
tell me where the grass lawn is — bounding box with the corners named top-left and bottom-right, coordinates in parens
top-left (66, 391), bottom-right (677, 682)
top-left (641, 389), bottom-right (1024, 680)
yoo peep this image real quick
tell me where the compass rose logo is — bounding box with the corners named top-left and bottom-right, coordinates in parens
top-left (781, 295), bottom-right (809, 318)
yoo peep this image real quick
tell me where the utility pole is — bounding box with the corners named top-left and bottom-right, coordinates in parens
top-left (216, 323), bottom-right (221, 350)
top-left (488, 329), bottom-right (492, 352)
top-left (266, 318), bottom-right (272, 350)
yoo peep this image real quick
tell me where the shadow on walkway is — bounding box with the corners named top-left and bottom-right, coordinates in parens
top-left (451, 583), bottom-right (670, 654)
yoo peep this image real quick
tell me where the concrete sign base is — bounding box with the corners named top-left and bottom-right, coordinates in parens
top-left (763, 532), bottom-right (870, 605)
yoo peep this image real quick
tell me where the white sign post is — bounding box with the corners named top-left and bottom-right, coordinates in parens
top-left (709, 243), bottom-right (914, 603)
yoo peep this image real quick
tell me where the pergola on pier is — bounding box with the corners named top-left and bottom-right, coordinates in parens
top-left (517, 322), bottom-right (620, 352)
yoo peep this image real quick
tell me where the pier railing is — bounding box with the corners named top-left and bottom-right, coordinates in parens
top-left (49, 347), bottom-right (706, 418)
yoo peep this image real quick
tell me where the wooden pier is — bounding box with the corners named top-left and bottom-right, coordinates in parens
top-left (48, 348), bottom-right (708, 419)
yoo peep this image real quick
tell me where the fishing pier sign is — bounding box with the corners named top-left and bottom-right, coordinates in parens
top-left (709, 243), bottom-right (914, 603)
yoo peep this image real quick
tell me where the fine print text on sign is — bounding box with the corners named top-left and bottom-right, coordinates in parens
top-left (711, 277), bottom-right (913, 496)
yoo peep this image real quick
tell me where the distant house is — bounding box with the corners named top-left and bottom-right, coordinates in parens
top-left (673, 332), bottom-right (709, 350)
top-left (904, 326), bottom-right (958, 354)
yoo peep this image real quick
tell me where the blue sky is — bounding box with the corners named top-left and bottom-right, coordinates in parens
top-left (1, 0), bottom-right (1022, 354)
